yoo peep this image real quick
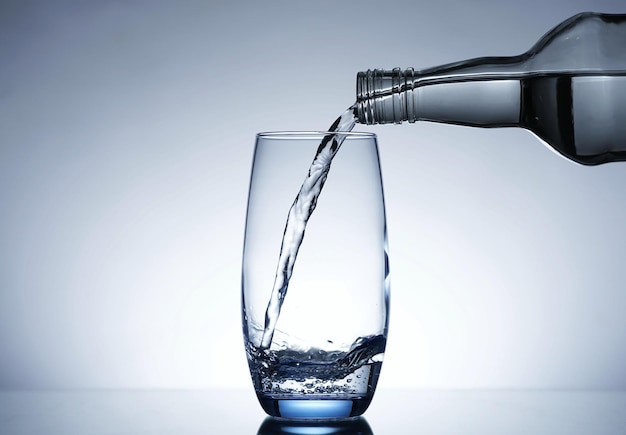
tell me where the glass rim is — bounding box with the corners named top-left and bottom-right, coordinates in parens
top-left (256, 131), bottom-right (376, 139)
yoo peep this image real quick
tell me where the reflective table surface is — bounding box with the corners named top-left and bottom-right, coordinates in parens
top-left (1, 389), bottom-right (625, 434)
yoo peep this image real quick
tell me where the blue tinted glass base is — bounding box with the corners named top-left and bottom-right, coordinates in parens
top-left (257, 396), bottom-right (373, 420)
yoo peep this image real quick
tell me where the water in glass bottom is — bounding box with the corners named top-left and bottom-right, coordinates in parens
top-left (247, 335), bottom-right (385, 419)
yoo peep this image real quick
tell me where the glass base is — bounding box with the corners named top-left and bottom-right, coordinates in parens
top-left (257, 395), bottom-right (373, 420)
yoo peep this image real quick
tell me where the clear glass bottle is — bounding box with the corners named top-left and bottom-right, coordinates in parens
top-left (356, 12), bottom-right (626, 165)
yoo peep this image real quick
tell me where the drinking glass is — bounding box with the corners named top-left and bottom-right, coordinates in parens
top-left (242, 131), bottom-right (389, 419)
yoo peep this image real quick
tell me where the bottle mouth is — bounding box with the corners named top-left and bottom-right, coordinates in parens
top-left (355, 70), bottom-right (375, 125)
top-left (356, 68), bottom-right (414, 124)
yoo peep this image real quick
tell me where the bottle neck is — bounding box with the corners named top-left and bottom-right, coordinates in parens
top-left (356, 67), bottom-right (522, 127)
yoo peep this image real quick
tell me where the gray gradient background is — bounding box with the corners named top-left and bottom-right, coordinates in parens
top-left (1, 0), bottom-right (625, 390)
